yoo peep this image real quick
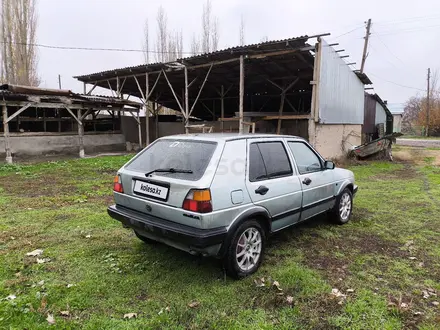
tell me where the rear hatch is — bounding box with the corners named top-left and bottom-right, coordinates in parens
top-left (115, 138), bottom-right (223, 228)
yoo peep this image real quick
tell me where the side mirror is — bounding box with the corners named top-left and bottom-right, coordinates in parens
top-left (324, 161), bottom-right (335, 170)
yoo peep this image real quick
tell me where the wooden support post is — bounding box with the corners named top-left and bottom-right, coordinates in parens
top-left (239, 55), bottom-right (244, 134)
top-left (277, 93), bottom-right (286, 134)
top-left (188, 64), bottom-right (213, 117)
top-left (58, 109), bottom-right (61, 132)
top-left (77, 109), bottom-right (85, 158)
top-left (2, 105), bottom-right (12, 164)
top-left (155, 102), bottom-right (159, 140)
top-left (184, 66), bottom-right (189, 134)
top-left (83, 82), bottom-right (86, 95)
top-left (220, 85), bottom-right (224, 132)
top-left (145, 72), bottom-right (150, 145)
top-left (137, 111), bottom-right (142, 149)
top-left (43, 109), bottom-right (47, 132)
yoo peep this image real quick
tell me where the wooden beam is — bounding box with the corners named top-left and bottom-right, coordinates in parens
top-left (133, 75), bottom-right (146, 100)
top-left (147, 71), bottom-right (162, 101)
top-left (220, 85), bottom-right (224, 131)
top-left (5, 102), bottom-right (33, 123)
top-left (201, 102), bottom-right (215, 118)
top-left (239, 55), bottom-right (244, 134)
top-left (184, 66), bottom-right (189, 133)
top-left (340, 55), bottom-right (349, 58)
top-left (162, 69), bottom-right (184, 113)
top-left (145, 72), bottom-right (150, 145)
top-left (285, 98), bottom-right (298, 112)
top-left (2, 105), bottom-right (12, 164)
top-left (188, 76), bottom-right (198, 88)
top-left (77, 109), bottom-right (85, 158)
top-left (64, 105), bottom-right (82, 126)
top-left (87, 82), bottom-right (98, 95)
top-left (277, 93), bottom-right (286, 134)
top-left (189, 63), bottom-right (213, 117)
top-left (262, 115), bottom-right (310, 120)
top-left (107, 80), bottom-right (115, 97)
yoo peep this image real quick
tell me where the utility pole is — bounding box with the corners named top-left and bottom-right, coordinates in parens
top-left (58, 74), bottom-right (62, 89)
top-left (360, 19), bottom-right (372, 74)
top-left (426, 68), bottom-right (431, 137)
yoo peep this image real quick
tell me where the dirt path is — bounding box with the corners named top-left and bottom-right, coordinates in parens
top-left (397, 138), bottom-right (440, 148)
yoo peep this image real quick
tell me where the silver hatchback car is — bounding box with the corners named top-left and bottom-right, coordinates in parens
top-left (108, 134), bottom-right (358, 278)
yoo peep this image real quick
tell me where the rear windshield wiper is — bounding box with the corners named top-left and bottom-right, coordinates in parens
top-left (145, 168), bottom-right (193, 177)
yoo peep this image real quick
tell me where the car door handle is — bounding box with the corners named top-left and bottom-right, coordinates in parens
top-left (302, 178), bottom-right (312, 185)
top-left (255, 185), bottom-right (269, 195)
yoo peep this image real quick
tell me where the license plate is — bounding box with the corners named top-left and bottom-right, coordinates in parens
top-left (133, 180), bottom-right (169, 200)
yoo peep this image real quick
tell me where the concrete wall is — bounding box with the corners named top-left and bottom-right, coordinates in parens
top-left (313, 124), bottom-right (362, 159)
top-left (0, 133), bottom-right (126, 158)
top-left (393, 114), bottom-right (402, 133)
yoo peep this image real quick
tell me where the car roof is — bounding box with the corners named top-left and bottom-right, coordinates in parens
top-left (159, 133), bottom-right (306, 142)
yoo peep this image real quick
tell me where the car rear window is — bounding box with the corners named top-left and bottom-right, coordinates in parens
top-left (126, 139), bottom-right (217, 181)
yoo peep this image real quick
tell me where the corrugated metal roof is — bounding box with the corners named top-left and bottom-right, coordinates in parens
top-left (74, 35), bottom-right (316, 81)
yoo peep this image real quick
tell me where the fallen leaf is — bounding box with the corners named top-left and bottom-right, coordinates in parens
top-left (413, 311), bottom-right (423, 316)
top-left (123, 313), bottom-right (137, 319)
top-left (273, 281), bottom-right (282, 291)
top-left (158, 309), bottom-right (164, 315)
top-left (331, 288), bottom-right (347, 299)
top-left (66, 284), bottom-right (75, 288)
top-left (26, 249), bottom-right (43, 257)
top-left (37, 280), bottom-right (45, 286)
top-left (188, 301), bottom-right (200, 308)
top-left (5, 294), bottom-right (16, 301)
top-left (432, 301), bottom-right (439, 306)
top-left (418, 262), bottom-right (424, 267)
top-left (85, 235), bottom-right (91, 238)
top-left (46, 314), bottom-right (55, 325)
top-left (408, 257), bottom-right (417, 260)
top-left (60, 311), bottom-right (70, 317)
top-left (37, 258), bottom-right (51, 264)
top-left (254, 278), bottom-right (265, 287)
top-left (286, 296), bottom-right (294, 305)
top-left (400, 302), bottom-right (409, 309)
top-left (422, 290), bottom-right (430, 299)
top-left (346, 289), bottom-right (355, 293)
top-left (10, 236), bottom-right (15, 240)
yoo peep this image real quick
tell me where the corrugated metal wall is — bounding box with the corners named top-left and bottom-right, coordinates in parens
top-left (363, 94), bottom-right (376, 134)
top-left (375, 101), bottom-right (387, 126)
top-left (317, 39), bottom-right (365, 124)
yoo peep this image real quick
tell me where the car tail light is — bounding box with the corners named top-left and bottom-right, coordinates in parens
top-left (113, 175), bottom-right (124, 193)
top-left (182, 189), bottom-right (212, 213)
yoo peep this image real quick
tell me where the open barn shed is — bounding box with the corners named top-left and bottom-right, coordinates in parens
top-left (75, 35), bottom-right (371, 159)
top-left (0, 84), bottom-right (142, 163)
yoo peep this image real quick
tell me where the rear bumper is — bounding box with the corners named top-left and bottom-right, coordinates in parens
top-left (107, 205), bottom-right (227, 251)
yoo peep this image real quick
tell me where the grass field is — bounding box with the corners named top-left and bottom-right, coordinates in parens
top-left (0, 148), bottom-right (439, 329)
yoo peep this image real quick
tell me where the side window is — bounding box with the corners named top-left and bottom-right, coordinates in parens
top-left (249, 142), bottom-right (292, 181)
top-left (288, 142), bottom-right (322, 174)
top-left (249, 143), bottom-right (267, 182)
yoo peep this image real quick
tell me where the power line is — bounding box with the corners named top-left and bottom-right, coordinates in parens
top-left (374, 24), bottom-right (440, 36)
top-left (332, 26), bottom-right (364, 39)
top-left (368, 72), bottom-right (425, 91)
top-left (374, 14), bottom-right (440, 26)
top-left (371, 27), bottom-right (404, 63)
top-left (0, 41), bottom-right (196, 54)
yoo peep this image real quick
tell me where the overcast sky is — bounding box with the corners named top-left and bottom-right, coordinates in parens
top-left (37, 0), bottom-right (440, 106)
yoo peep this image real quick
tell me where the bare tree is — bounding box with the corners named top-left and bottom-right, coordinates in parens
top-left (155, 6), bottom-right (168, 63)
top-left (239, 14), bottom-right (245, 46)
top-left (212, 18), bottom-right (219, 51)
top-left (0, 0), bottom-right (39, 86)
top-left (201, 0), bottom-right (211, 53)
top-left (143, 18), bottom-right (150, 63)
top-left (198, 0), bottom-right (219, 53)
top-left (260, 35), bottom-right (269, 43)
top-left (190, 33), bottom-right (200, 56)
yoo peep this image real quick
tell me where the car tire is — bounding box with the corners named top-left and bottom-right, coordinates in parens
top-left (134, 230), bottom-right (156, 244)
top-left (223, 220), bottom-right (266, 279)
top-left (330, 188), bottom-right (353, 225)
